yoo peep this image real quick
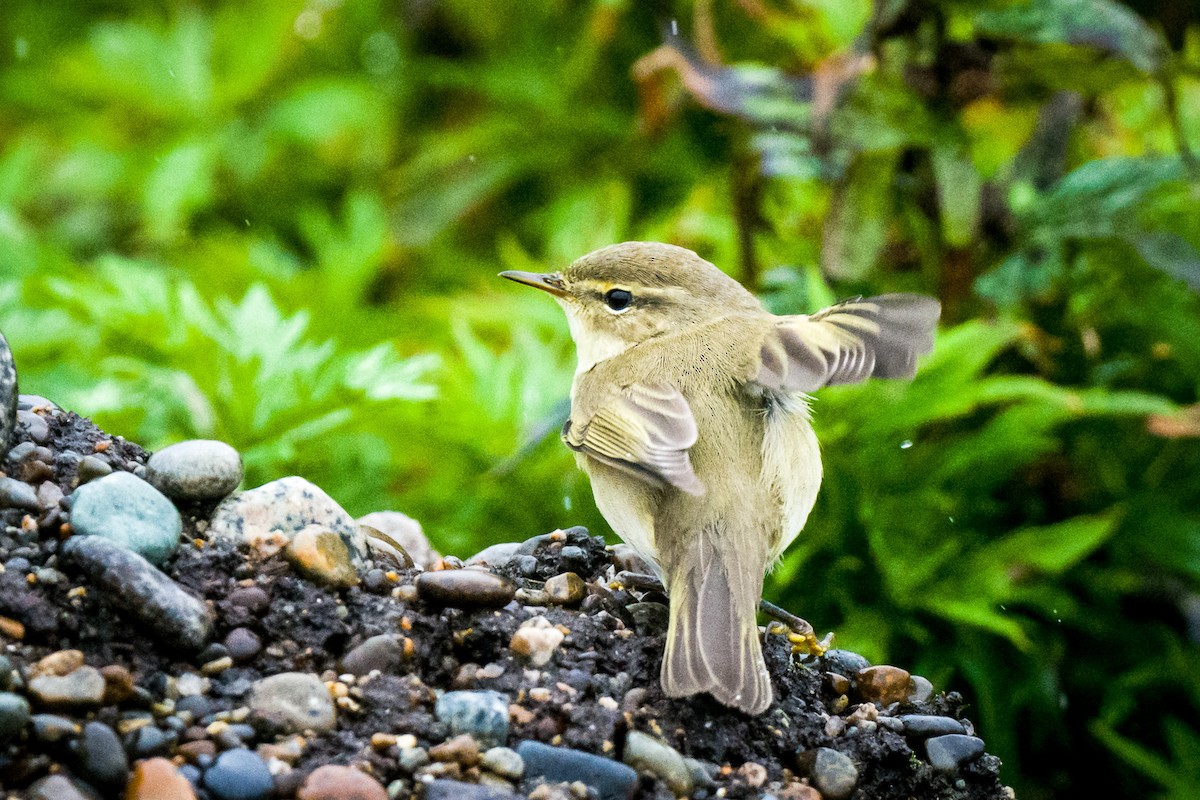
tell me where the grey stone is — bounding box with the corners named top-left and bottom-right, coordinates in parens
top-left (27, 666), bottom-right (106, 708)
top-left (204, 747), bottom-right (274, 800)
top-left (30, 714), bottom-right (80, 743)
top-left (899, 714), bottom-right (967, 738)
top-left (146, 439), bottom-right (243, 501)
top-left (481, 746), bottom-right (524, 779)
top-left (28, 774), bottom-right (91, 800)
top-left (627, 602), bottom-right (669, 634)
top-left (517, 740), bottom-right (638, 800)
top-left (75, 721), bottom-right (128, 789)
top-left (926, 734), bottom-right (986, 772)
top-left (0, 691), bottom-right (30, 743)
top-left (357, 510), bottom-right (436, 567)
top-left (822, 649), bottom-right (871, 675)
top-left (76, 455), bottom-right (112, 484)
top-left (17, 410), bottom-right (49, 444)
top-left (248, 672), bottom-right (336, 734)
top-left (424, 780), bottom-right (519, 800)
top-left (799, 747), bottom-right (858, 800)
top-left (63, 536), bottom-right (213, 651)
top-left (417, 570), bottom-right (515, 608)
top-left (210, 476), bottom-right (367, 563)
top-left (467, 541), bottom-right (521, 569)
top-left (435, 690), bottom-right (509, 748)
top-left (623, 730), bottom-right (694, 796)
top-left (0, 332), bottom-right (16, 451)
top-left (908, 674), bottom-right (935, 703)
top-left (69, 471), bottom-right (182, 565)
top-left (0, 476), bottom-right (39, 511)
top-left (340, 634), bottom-right (406, 676)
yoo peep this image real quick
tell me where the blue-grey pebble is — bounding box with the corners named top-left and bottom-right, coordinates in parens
top-left (517, 740), bottom-right (638, 800)
top-left (0, 692), bottom-right (30, 743)
top-left (899, 714), bottom-right (967, 738)
top-left (425, 780), bottom-right (520, 800)
top-left (0, 477), bottom-right (39, 511)
top-left (75, 721), bottom-right (128, 789)
top-left (63, 535), bottom-right (213, 651)
top-left (30, 714), bottom-right (80, 744)
top-left (435, 690), bottom-right (510, 748)
top-left (146, 440), bottom-right (243, 501)
top-left (203, 748), bottom-right (274, 800)
top-left (822, 649), bottom-right (871, 675)
top-left (804, 747), bottom-right (858, 800)
top-left (76, 455), bottom-right (112, 484)
top-left (248, 672), bottom-right (336, 734)
top-left (0, 333), bottom-right (17, 451)
top-left (128, 724), bottom-right (172, 757)
top-left (69, 471), bottom-right (182, 565)
top-left (926, 734), bottom-right (986, 772)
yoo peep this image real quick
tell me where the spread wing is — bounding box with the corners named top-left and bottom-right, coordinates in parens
top-left (563, 382), bottom-right (704, 496)
top-left (752, 294), bottom-right (941, 393)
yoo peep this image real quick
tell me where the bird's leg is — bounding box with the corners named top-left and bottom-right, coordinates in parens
top-left (613, 572), bottom-right (828, 656)
top-left (759, 600), bottom-right (828, 656)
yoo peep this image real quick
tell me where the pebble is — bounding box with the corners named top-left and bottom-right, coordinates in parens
top-left (203, 748), bottom-right (275, 800)
top-left (360, 525), bottom-right (415, 570)
top-left (467, 541), bottom-right (521, 569)
top-left (926, 734), bottom-right (986, 772)
top-left (127, 756), bottom-right (198, 800)
top-left (0, 691), bottom-right (30, 743)
top-left (823, 649), bottom-right (871, 675)
top-left (854, 665), bottom-right (911, 706)
top-left (296, 764), bottom-right (388, 800)
top-left (18, 410), bottom-right (49, 444)
top-left (284, 525), bottom-right (360, 588)
top-left (30, 648), bottom-right (84, 678)
top-left (209, 476), bottom-right (367, 563)
top-left (799, 747), bottom-right (858, 800)
top-left (544, 572), bottom-right (586, 605)
top-left (424, 780), bottom-right (520, 800)
top-left (908, 674), bottom-right (934, 703)
top-left (510, 616), bottom-right (564, 666)
top-left (417, 570), bottom-right (515, 608)
top-left (608, 543), bottom-right (652, 574)
top-left (435, 691), bottom-right (510, 748)
top-left (77, 454), bottom-right (113, 483)
top-left (0, 476), bottom-right (39, 510)
top-left (27, 774), bottom-right (91, 800)
top-left (225, 628), bottom-right (262, 662)
top-left (899, 714), bottom-right (967, 738)
top-left (624, 730), bottom-right (694, 795)
top-left (75, 720), bottom-right (129, 789)
top-left (248, 672), bottom-right (336, 734)
top-left (357, 510), bottom-right (436, 567)
top-left (0, 333), bottom-right (15, 449)
top-left (145, 439), bottom-right (243, 501)
top-left (340, 634), bottom-right (406, 676)
top-left (626, 602), bottom-right (669, 634)
top-left (30, 713), bottom-right (80, 743)
top-left (430, 734), bottom-right (482, 766)
top-left (69, 471), bottom-right (183, 565)
top-left (101, 663), bottom-right (136, 703)
top-left (482, 746), bottom-right (525, 780)
top-left (64, 536), bottom-right (214, 651)
top-left (517, 740), bottom-right (638, 800)
top-left (28, 665), bottom-right (106, 708)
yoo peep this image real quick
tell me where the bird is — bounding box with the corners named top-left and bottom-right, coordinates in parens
top-left (500, 242), bottom-right (940, 714)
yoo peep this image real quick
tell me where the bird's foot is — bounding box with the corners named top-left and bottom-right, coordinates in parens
top-left (760, 600), bottom-right (829, 656)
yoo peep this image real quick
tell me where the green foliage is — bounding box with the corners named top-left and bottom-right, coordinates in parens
top-left (1, 1), bottom-right (1198, 798)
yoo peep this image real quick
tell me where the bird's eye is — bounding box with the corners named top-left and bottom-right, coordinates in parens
top-left (604, 288), bottom-right (633, 311)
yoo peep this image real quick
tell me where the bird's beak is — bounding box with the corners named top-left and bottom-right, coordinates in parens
top-left (498, 270), bottom-right (568, 298)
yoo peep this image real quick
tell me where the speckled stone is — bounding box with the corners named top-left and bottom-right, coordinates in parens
top-left (209, 476), bottom-right (367, 563)
top-left (69, 471), bottom-right (182, 565)
top-left (0, 332), bottom-right (16, 451)
top-left (926, 734), bottom-right (985, 773)
top-left (296, 764), bottom-right (388, 800)
top-left (799, 747), bottom-right (858, 800)
top-left (284, 525), bottom-right (360, 588)
top-left (145, 439), bottom-right (243, 501)
top-left (854, 665), bottom-right (911, 706)
top-left (127, 756), bottom-right (198, 800)
top-left (248, 672), bottom-right (336, 734)
top-left (624, 731), bottom-right (694, 796)
top-left (517, 740), bottom-right (638, 800)
top-left (417, 570), bottom-right (515, 608)
top-left (63, 536), bottom-right (213, 652)
top-left (435, 691), bottom-right (510, 748)
top-left (357, 510), bottom-right (436, 567)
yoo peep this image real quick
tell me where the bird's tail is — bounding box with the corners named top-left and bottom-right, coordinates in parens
top-left (660, 527), bottom-right (772, 714)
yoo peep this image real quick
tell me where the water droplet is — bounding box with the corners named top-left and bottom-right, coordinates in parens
top-left (899, 439), bottom-right (913, 449)
top-left (562, 495), bottom-right (572, 511)
top-left (670, 19), bottom-right (679, 36)
top-left (14, 38), bottom-right (29, 60)
top-left (948, 516), bottom-right (955, 523)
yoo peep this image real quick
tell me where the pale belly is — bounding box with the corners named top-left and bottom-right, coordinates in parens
top-left (759, 397), bottom-right (823, 562)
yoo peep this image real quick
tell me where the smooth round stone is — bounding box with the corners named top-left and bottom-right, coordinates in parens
top-left (544, 572), bottom-right (585, 605)
top-left (908, 674), bottom-right (935, 704)
top-left (434, 691), bottom-right (510, 748)
top-left (627, 602), bottom-right (669, 634)
top-left (609, 543), bottom-right (653, 574)
top-left (822, 649), bottom-right (871, 675)
top-left (0, 691), bottom-right (31, 743)
top-left (128, 756), bottom-right (197, 800)
top-left (17, 410), bottom-right (49, 444)
top-left (517, 740), bottom-right (638, 800)
top-left (203, 748), bottom-right (274, 800)
top-left (482, 746), bottom-right (524, 780)
top-left (224, 628), bottom-right (262, 663)
top-left (209, 476), bottom-right (367, 563)
top-left (28, 774), bottom-right (91, 800)
top-left (76, 720), bottom-right (129, 789)
top-left (297, 764), bottom-right (388, 800)
top-left (357, 510), bottom-right (435, 567)
top-left (284, 525), bottom-right (359, 588)
top-left (899, 714), bottom-right (967, 738)
top-left (854, 665), bottom-right (911, 706)
top-left (30, 713), bottom-right (81, 743)
top-left (466, 541), bottom-right (521, 569)
top-left (799, 747), bottom-right (858, 800)
top-left (248, 672), bottom-right (336, 734)
top-left (69, 471), bottom-right (182, 565)
top-left (146, 440), bottom-right (243, 501)
top-left (623, 731), bottom-right (694, 795)
top-left (63, 536), bottom-right (213, 651)
top-left (28, 665), bottom-right (106, 708)
top-left (425, 780), bottom-right (520, 800)
top-left (0, 333), bottom-right (16, 450)
top-left (128, 724), bottom-right (173, 758)
top-left (77, 454), bottom-right (113, 484)
top-left (0, 476), bottom-right (39, 510)
top-left (416, 570), bottom-right (515, 608)
top-left (340, 634), bottom-right (406, 676)
top-left (926, 734), bottom-right (986, 773)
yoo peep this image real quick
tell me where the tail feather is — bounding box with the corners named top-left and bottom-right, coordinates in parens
top-left (661, 530), bottom-right (771, 714)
